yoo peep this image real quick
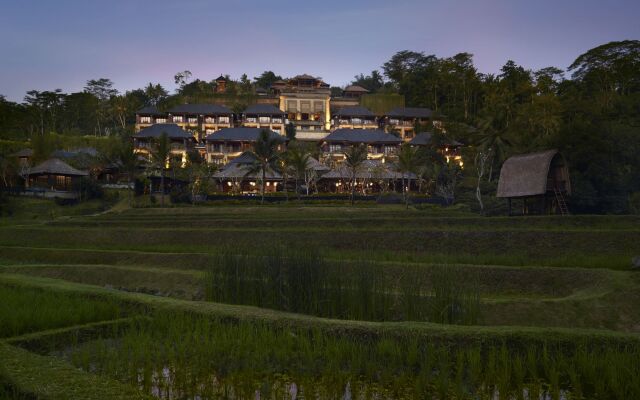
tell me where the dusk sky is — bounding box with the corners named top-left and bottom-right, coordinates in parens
top-left (1, 0), bottom-right (638, 102)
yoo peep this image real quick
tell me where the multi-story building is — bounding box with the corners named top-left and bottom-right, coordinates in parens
top-left (205, 127), bottom-right (286, 165)
top-left (320, 128), bottom-right (402, 164)
top-left (332, 106), bottom-right (378, 130)
top-left (241, 105), bottom-right (286, 136)
top-left (166, 104), bottom-right (233, 141)
top-left (135, 106), bottom-right (167, 131)
top-left (133, 124), bottom-right (195, 165)
top-left (274, 74), bottom-right (332, 139)
top-left (384, 107), bottom-right (433, 141)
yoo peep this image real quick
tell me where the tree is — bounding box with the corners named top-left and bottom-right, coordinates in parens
top-left (174, 70), bottom-right (192, 90)
top-left (474, 150), bottom-right (490, 213)
top-left (253, 71), bottom-right (282, 89)
top-left (114, 140), bottom-right (140, 204)
top-left (249, 129), bottom-right (281, 204)
top-left (24, 89), bottom-right (64, 136)
top-left (351, 70), bottom-right (385, 92)
top-left (344, 144), bottom-right (368, 205)
top-left (144, 83), bottom-right (168, 106)
top-left (151, 132), bottom-right (171, 207)
top-left (286, 144), bottom-right (311, 200)
top-left (84, 78), bottom-right (118, 136)
top-left (396, 144), bottom-right (421, 207)
top-left (285, 122), bottom-right (296, 141)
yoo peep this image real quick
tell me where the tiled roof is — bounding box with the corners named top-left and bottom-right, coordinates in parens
top-left (134, 124), bottom-right (194, 139)
top-left (206, 127), bottom-right (283, 142)
top-left (168, 104), bottom-right (232, 115)
top-left (136, 106), bottom-right (163, 116)
top-left (244, 104), bottom-right (285, 115)
top-left (334, 106), bottom-right (375, 117)
top-left (324, 129), bottom-right (402, 144)
top-left (29, 158), bottom-right (88, 176)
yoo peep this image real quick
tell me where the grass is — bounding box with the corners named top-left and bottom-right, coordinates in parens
top-left (0, 284), bottom-right (123, 338)
top-left (1, 204), bottom-right (639, 398)
top-left (204, 247), bottom-right (481, 324)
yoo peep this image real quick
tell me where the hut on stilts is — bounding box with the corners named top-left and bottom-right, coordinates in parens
top-left (497, 149), bottom-right (571, 215)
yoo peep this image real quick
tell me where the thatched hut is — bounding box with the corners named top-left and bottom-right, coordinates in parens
top-left (497, 149), bottom-right (571, 215)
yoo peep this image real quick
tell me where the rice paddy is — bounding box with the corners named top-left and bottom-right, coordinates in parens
top-left (0, 203), bottom-right (639, 398)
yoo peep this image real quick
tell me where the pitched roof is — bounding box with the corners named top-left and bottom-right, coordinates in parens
top-left (228, 151), bottom-right (257, 165)
top-left (409, 132), bottom-right (462, 147)
top-left (51, 147), bottom-right (99, 159)
top-left (324, 129), bottom-right (402, 144)
top-left (306, 157), bottom-right (330, 172)
top-left (386, 107), bottom-right (433, 118)
top-left (134, 124), bottom-right (194, 139)
top-left (322, 160), bottom-right (415, 180)
top-left (29, 158), bottom-right (88, 177)
top-left (213, 163), bottom-right (282, 180)
top-left (294, 74), bottom-right (317, 80)
top-left (12, 148), bottom-right (33, 158)
top-left (136, 106), bottom-right (163, 116)
top-left (244, 104), bottom-right (285, 115)
top-left (206, 127), bottom-right (283, 142)
top-left (343, 85), bottom-right (369, 93)
top-left (497, 149), bottom-right (565, 198)
top-left (215, 75), bottom-right (227, 82)
top-left (168, 104), bottom-right (232, 115)
top-left (334, 106), bottom-right (375, 117)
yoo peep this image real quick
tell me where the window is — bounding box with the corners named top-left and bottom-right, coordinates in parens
top-left (246, 117), bottom-right (257, 123)
top-left (140, 116), bottom-right (151, 124)
top-left (219, 116), bottom-right (229, 124)
top-left (287, 112), bottom-right (297, 121)
top-left (173, 116), bottom-right (183, 123)
top-left (156, 118), bottom-right (167, 123)
top-left (259, 116), bottom-right (271, 123)
top-left (287, 100), bottom-right (297, 112)
top-left (352, 118), bottom-right (362, 125)
top-left (205, 117), bottom-right (215, 124)
top-left (389, 119), bottom-right (399, 125)
top-left (272, 117), bottom-right (283, 124)
top-left (384, 145), bottom-right (396, 155)
top-left (300, 101), bottom-right (310, 113)
top-left (188, 117), bottom-right (198, 124)
top-left (329, 144), bottom-right (342, 153)
top-left (314, 101), bottom-right (323, 112)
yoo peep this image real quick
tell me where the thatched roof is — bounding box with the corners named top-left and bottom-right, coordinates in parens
top-left (29, 158), bottom-right (88, 177)
top-left (322, 160), bottom-right (415, 180)
top-left (213, 163), bottom-right (282, 180)
top-left (306, 157), bottom-right (330, 172)
top-left (12, 148), bottom-right (33, 158)
top-left (497, 149), bottom-right (562, 198)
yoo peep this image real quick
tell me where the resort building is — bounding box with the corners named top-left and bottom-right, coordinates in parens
top-left (332, 106), bottom-right (378, 130)
top-left (241, 105), bottom-right (286, 136)
top-left (274, 74), bottom-right (332, 138)
top-left (26, 158), bottom-right (89, 198)
top-left (205, 127), bottom-right (286, 165)
top-left (135, 106), bottom-right (167, 131)
top-left (132, 124), bottom-right (195, 165)
top-left (166, 104), bottom-right (233, 141)
top-left (212, 151), bottom-right (282, 194)
top-left (320, 128), bottom-right (402, 164)
top-left (384, 107), bottom-right (433, 140)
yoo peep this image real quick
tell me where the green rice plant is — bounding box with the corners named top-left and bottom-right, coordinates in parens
top-left (0, 284), bottom-right (122, 338)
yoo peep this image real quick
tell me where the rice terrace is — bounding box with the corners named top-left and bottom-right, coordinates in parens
top-left (0, 203), bottom-right (639, 399)
top-left (2, 1), bottom-right (640, 398)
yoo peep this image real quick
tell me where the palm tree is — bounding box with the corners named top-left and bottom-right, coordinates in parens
top-left (151, 132), bottom-right (171, 207)
top-left (396, 144), bottom-right (421, 207)
top-left (250, 129), bottom-right (281, 204)
top-left (286, 145), bottom-right (311, 200)
top-left (344, 144), bottom-right (368, 205)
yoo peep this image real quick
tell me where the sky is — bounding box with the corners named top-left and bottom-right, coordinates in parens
top-left (0, 0), bottom-right (639, 102)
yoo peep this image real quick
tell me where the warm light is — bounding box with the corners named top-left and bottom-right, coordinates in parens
top-left (250, 182), bottom-right (256, 186)
top-left (227, 182), bottom-right (232, 186)
top-left (266, 182), bottom-right (271, 186)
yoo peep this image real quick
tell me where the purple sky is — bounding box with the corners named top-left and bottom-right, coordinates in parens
top-left (1, 0), bottom-right (639, 102)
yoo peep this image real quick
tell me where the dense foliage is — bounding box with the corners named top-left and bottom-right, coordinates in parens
top-left (0, 41), bottom-right (638, 212)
